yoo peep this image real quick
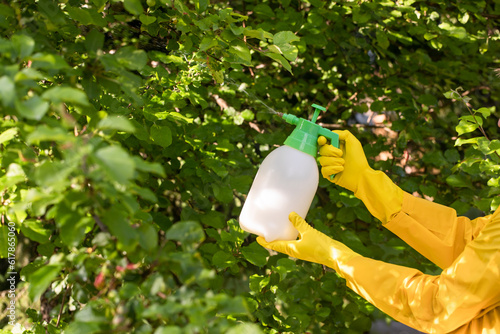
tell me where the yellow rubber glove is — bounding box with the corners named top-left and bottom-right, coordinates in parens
top-left (318, 130), bottom-right (403, 224)
top-left (256, 212), bottom-right (360, 273)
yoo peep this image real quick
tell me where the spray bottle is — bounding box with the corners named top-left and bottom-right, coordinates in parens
top-left (239, 104), bottom-right (339, 242)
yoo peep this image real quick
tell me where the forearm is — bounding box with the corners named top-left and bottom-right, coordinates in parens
top-left (354, 169), bottom-right (403, 224)
top-left (384, 192), bottom-right (473, 269)
top-left (330, 255), bottom-right (478, 334)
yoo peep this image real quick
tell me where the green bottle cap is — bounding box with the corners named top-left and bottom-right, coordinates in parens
top-left (282, 104), bottom-right (339, 157)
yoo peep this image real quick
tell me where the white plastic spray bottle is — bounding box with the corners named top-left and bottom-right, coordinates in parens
top-left (239, 104), bottom-right (339, 242)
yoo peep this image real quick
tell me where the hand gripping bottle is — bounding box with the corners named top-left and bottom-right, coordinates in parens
top-left (239, 104), bottom-right (339, 242)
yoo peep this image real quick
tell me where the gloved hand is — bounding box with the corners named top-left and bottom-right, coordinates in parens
top-left (318, 130), bottom-right (370, 193)
top-left (318, 130), bottom-right (404, 224)
top-left (256, 212), bottom-right (360, 273)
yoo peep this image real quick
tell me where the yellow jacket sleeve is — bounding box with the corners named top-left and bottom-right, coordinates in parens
top-left (384, 192), bottom-right (492, 269)
top-left (339, 210), bottom-right (500, 333)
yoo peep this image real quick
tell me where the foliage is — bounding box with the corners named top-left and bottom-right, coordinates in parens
top-left (0, 0), bottom-right (499, 333)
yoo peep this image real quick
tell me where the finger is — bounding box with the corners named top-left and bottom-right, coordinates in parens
top-left (317, 136), bottom-right (327, 146)
top-left (319, 156), bottom-right (344, 167)
top-left (321, 165), bottom-right (343, 179)
top-left (319, 144), bottom-right (343, 157)
top-left (257, 236), bottom-right (290, 254)
top-left (333, 130), bottom-right (352, 141)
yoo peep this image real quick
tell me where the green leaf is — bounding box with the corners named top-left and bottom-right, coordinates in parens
top-left (27, 125), bottom-right (72, 144)
top-left (477, 137), bottom-right (495, 155)
top-left (132, 157), bottom-right (166, 177)
top-left (94, 145), bottom-right (135, 184)
top-left (422, 150), bottom-right (447, 167)
top-left (20, 220), bottom-right (51, 244)
top-left (166, 221), bottom-right (205, 247)
top-left (455, 137), bottom-right (478, 146)
top-left (456, 119), bottom-right (478, 136)
top-left (138, 223), bottom-right (158, 252)
top-left (249, 274), bottom-right (269, 292)
top-left (139, 14), bottom-right (156, 25)
top-left (0, 128), bottom-right (18, 145)
top-left (28, 263), bottom-right (63, 302)
top-left (489, 140), bottom-right (500, 152)
top-left (29, 52), bottom-right (70, 70)
top-left (15, 95), bottom-right (49, 120)
top-left (424, 32), bottom-right (438, 40)
top-left (199, 36), bottom-right (218, 52)
top-left (241, 242), bottom-right (268, 267)
top-left (253, 4), bottom-right (274, 17)
top-left (419, 184), bottom-right (437, 197)
top-left (278, 43), bottom-right (298, 61)
top-left (124, 0), bottom-right (144, 15)
top-left (0, 163), bottom-right (26, 192)
top-left (475, 107), bottom-right (492, 118)
top-left (450, 26), bottom-right (467, 39)
top-left (271, 31), bottom-right (299, 61)
top-left (376, 30), bottom-right (390, 49)
top-left (42, 86), bottom-right (90, 106)
top-left (226, 323), bottom-right (263, 334)
top-left (33, 160), bottom-right (74, 188)
top-left (212, 183), bottom-right (234, 203)
top-left (0, 76), bottom-right (16, 107)
top-left (102, 206), bottom-right (138, 248)
top-left (201, 211), bottom-right (225, 229)
top-left (265, 52), bottom-right (292, 73)
top-left (340, 230), bottom-right (368, 255)
top-left (244, 28), bottom-right (273, 40)
top-left (150, 124), bottom-right (172, 148)
top-left (54, 202), bottom-right (93, 247)
top-left (461, 115), bottom-right (482, 127)
top-left (229, 42), bottom-right (252, 65)
top-left (273, 31), bottom-right (300, 45)
top-left (98, 115), bottom-right (136, 133)
top-left (336, 207), bottom-right (356, 223)
top-left (74, 306), bottom-right (107, 323)
top-left (212, 250), bottom-right (237, 269)
top-left (154, 327), bottom-right (182, 334)
top-left (12, 34), bottom-right (35, 59)
top-left (195, 0), bottom-right (209, 14)
top-left (241, 109), bottom-right (254, 121)
top-left (417, 93), bottom-right (437, 106)
top-left (115, 46), bottom-right (148, 70)
top-left (85, 29), bottom-right (105, 54)
top-left (66, 6), bottom-right (93, 25)
top-left (0, 225), bottom-right (15, 258)
top-left (446, 174), bottom-right (472, 188)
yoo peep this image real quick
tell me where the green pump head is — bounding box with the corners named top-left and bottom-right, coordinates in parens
top-left (281, 104), bottom-right (339, 157)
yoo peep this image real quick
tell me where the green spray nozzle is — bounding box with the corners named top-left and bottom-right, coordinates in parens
top-left (281, 104), bottom-right (339, 158)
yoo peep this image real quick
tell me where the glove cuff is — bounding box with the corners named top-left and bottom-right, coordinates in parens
top-left (354, 168), bottom-right (403, 224)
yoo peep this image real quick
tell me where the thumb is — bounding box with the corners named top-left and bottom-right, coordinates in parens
top-left (256, 236), bottom-right (271, 248)
top-left (288, 212), bottom-right (310, 233)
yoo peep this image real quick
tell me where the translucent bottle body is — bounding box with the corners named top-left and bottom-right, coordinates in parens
top-left (239, 145), bottom-right (319, 242)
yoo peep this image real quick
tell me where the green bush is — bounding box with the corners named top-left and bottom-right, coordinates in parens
top-left (0, 0), bottom-right (499, 333)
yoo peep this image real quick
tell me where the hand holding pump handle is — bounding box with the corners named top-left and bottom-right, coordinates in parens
top-left (238, 104), bottom-right (340, 242)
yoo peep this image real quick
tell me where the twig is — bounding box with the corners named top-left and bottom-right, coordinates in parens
top-left (462, 98), bottom-right (500, 159)
top-left (56, 284), bottom-right (71, 327)
top-left (318, 122), bottom-right (388, 129)
top-left (92, 214), bottom-right (109, 233)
